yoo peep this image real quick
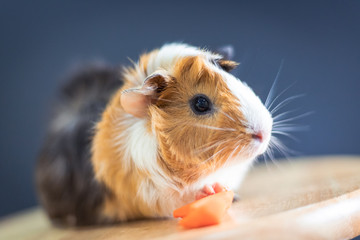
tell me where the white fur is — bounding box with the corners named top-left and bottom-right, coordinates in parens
top-left (145, 43), bottom-right (219, 77)
top-left (226, 76), bottom-right (272, 135)
top-left (124, 43), bottom-right (211, 87)
top-left (114, 115), bottom-right (183, 216)
top-left (125, 119), bottom-right (158, 170)
top-left (203, 58), bottom-right (273, 156)
top-left (193, 160), bottom-right (254, 192)
top-left (225, 74), bottom-right (273, 154)
top-left (113, 116), bottom-right (178, 188)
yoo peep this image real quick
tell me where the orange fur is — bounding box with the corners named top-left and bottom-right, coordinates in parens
top-left (151, 56), bottom-right (250, 184)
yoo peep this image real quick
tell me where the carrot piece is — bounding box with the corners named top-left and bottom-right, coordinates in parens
top-left (173, 191), bottom-right (234, 229)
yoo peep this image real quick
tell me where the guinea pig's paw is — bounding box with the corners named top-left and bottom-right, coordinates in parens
top-left (195, 183), bottom-right (228, 200)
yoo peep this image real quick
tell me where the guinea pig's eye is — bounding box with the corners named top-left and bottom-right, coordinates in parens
top-left (189, 94), bottom-right (213, 115)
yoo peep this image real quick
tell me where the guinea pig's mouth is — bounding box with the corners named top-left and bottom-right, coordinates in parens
top-left (249, 130), bottom-right (272, 156)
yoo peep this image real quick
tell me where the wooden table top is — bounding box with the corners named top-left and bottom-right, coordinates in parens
top-left (1, 156), bottom-right (360, 240)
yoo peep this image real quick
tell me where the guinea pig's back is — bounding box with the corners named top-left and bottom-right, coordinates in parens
top-left (35, 65), bottom-right (123, 226)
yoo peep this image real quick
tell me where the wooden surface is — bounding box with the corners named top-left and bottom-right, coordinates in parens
top-left (1, 156), bottom-right (360, 240)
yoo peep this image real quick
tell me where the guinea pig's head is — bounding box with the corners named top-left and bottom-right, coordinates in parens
top-left (121, 44), bottom-right (273, 183)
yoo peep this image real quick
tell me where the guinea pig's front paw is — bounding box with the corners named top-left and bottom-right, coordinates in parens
top-left (195, 182), bottom-right (228, 200)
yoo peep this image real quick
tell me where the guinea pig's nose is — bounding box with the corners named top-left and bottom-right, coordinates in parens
top-left (252, 132), bottom-right (263, 142)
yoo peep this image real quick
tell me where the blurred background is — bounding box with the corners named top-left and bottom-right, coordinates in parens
top-left (0, 0), bottom-right (359, 218)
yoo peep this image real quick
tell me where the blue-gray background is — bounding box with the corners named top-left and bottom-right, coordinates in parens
top-left (0, 0), bottom-right (359, 217)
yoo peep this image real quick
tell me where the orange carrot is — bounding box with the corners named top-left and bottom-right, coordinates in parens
top-left (173, 191), bottom-right (234, 229)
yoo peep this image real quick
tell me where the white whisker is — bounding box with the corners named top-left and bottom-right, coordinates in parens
top-left (265, 146), bottom-right (274, 167)
top-left (273, 111), bottom-right (314, 125)
top-left (202, 147), bottom-right (226, 164)
top-left (270, 94), bottom-right (306, 115)
top-left (265, 59), bottom-right (284, 108)
top-left (194, 139), bottom-right (233, 155)
top-left (219, 109), bottom-right (236, 122)
top-left (272, 109), bottom-right (299, 121)
top-left (267, 82), bottom-right (296, 111)
top-left (273, 126), bottom-right (309, 132)
top-left (193, 123), bottom-right (236, 132)
top-left (262, 152), bottom-right (270, 169)
top-left (273, 123), bottom-right (298, 128)
top-left (271, 136), bottom-right (297, 156)
top-left (226, 139), bottom-right (244, 161)
top-left (271, 130), bottom-right (299, 141)
top-left (266, 140), bottom-right (284, 170)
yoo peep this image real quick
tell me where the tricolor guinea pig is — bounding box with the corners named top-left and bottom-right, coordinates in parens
top-left (36, 43), bottom-right (273, 226)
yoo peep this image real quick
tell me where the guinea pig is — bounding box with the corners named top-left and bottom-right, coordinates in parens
top-left (36, 43), bottom-right (273, 226)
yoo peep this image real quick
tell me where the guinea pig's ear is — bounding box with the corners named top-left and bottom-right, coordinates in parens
top-left (215, 45), bottom-right (239, 72)
top-left (217, 59), bottom-right (239, 72)
top-left (120, 70), bottom-right (170, 118)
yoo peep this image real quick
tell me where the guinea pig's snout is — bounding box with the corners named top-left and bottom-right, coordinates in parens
top-left (251, 132), bottom-right (263, 142)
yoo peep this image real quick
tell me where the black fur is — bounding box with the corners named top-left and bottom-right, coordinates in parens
top-left (35, 65), bottom-right (123, 226)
